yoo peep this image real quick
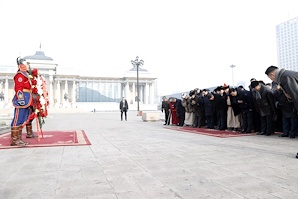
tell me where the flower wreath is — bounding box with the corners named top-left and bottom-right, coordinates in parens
top-left (27, 68), bottom-right (49, 130)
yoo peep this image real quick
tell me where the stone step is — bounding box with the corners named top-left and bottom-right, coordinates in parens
top-left (0, 125), bottom-right (10, 134)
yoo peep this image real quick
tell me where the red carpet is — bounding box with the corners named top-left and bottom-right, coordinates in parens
top-left (0, 130), bottom-right (91, 149)
top-left (165, 126), bottom-right (256, 138)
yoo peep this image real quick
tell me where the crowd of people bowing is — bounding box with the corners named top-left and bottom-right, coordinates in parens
top-left (161, 78), bottom-right (298, 139)
top-left (163, 65), bottom-right (298, 158)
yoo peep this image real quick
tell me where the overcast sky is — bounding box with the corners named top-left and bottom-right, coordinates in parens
top-left (0, 0), bottom-right (297, 95)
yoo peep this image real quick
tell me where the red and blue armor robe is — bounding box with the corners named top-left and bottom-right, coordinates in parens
top-left (11, 71), bottom-right (33, 127)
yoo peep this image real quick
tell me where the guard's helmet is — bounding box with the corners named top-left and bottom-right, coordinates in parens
top-left (16, 56), bottom-right (27, 66)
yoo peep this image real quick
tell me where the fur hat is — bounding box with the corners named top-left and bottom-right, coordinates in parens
top-left (250, 81), bottom-right (259, 88)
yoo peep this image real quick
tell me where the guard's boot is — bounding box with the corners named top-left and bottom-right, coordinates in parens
top-left (18, 126), bottom-right (29, 145)
top-left (10, 126), bottom-right (26, 146)
top-left (26, 123), bottom-right (38, 138)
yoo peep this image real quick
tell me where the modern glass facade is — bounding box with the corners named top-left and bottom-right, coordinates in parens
top-left (77, 81), bottom-right (122, 102)
top-left (276, 16), bottom-right (298, 71)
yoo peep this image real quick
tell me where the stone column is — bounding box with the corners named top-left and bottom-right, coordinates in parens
top-left (0, 81), bottom-right (3, 92)
top-left (125, 82), bottom-right (130, 103)
top-left (56, 80), bottom-right (60, 108)
top-left (64, 80), bottom-right (68, 95)
top-left (64, 80), bottom-right (68, 107)
top-left (111, 81), bottom-right (115, 99)
top-left (132, 82), bottom-right (135, 104)
top-left (49, 75), bottom-right (53, 108)
top-left (4, 78), bottom-right (8, 103)
top-left (121, 83), bottom-right (125, 98)
top-left (0, 80), bottom-right (3, 102)
top-left (140, 85), bottom-right (143, 104)
top-left (72, 80), bottom-right (76, 106)
top-left (145, 83), bottom-right (149, 104)
top-left (150, 82), bottom-right (155, 104)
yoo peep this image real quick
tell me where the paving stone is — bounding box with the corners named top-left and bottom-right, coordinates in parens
top-left (1, 110), bottom-right (298, 198)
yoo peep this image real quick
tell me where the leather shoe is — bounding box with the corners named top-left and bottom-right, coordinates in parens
top-left (296, 153), bottom-right (298, 159)
top-left (279, 134), bottom-right (288, 137)
top-left (289, 135), bottom-right (296, 139)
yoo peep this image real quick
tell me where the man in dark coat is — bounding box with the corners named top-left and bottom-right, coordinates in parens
top-left (119, 97), bottom-right (129, 121)
top-left (273, 85), bottom-right (298, 138)
top-left (192, 89), bottom-right (205, 128)
top-left (161, 97), bottom-right (170, 125)
top-left (230, 87), bottom-right (254, 133)
top-left (203, 90), bottom-right (215, 129)
top-left (173, 98), bottom-right (185, 126)
top-left (212, 86), bottom-right (228, 130)
top-left (266, 66), bottom-right (298, 112)
top-left (265, 66), bottom-right (298, 158)
top-left (251, 81), bottom-right (276, 136)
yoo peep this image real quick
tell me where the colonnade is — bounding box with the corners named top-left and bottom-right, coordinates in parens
top-left (0, 76), bottom-right (156, 106)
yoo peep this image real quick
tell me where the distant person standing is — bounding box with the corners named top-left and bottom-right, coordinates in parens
top-left (161, 96), bottom-right (170, 125)
top-left (265, 65), bottom-right (298, 158)
top-left (120, 97), bottom-right (128, 121)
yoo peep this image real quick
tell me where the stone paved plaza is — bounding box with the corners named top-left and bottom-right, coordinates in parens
top-left (0, 108), bottom-right (298, 199)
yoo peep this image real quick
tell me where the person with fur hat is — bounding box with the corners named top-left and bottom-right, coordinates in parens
top-left (224, 84), bottom-right (241, 132)
top-left (192, 89), bottom-right (205, 128)
top-left (202, 89), bottom-right (215, 129)
top-left (230, 87), bottom-right (254, 133)
top-left (182, 92), bottom-right (194, 126)
top-left (213, 86), bottom-right (228, 130)
top-left (10, 57), bottom-right (33, 146)
top-left (250, 80), bottom-right (276, 136)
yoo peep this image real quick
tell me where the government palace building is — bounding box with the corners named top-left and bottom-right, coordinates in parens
top-left (0, 50), bottom-right (158, 111)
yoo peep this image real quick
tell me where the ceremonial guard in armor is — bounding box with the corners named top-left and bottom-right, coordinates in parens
top-left (10, 57), bottom-right (32, 146)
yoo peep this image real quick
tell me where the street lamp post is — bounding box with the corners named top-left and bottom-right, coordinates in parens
top-left (230, 64), bottom-right (236, 87)
top-left (131, 56), bottom-right (144, 115)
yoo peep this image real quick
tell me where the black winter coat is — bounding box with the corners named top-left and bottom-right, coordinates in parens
top-left (175, 98), bottom-right (185, 117)
top-left (120, 100), bottom-right (128, 112)
top-left (161, 101), bottom-right (170, 114)
top-left (276, 69), bottom-right (298, 111)
top-left (233, 90), bottom-right (254, 112)
top-left (203, 95), bottom-right (214, 117)
top-left (274, 89), bottom-right (296, 118)
top-left (252, 84), bottom-right (276, 117)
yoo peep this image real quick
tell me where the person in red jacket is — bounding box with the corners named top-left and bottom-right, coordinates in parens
top-left (169, 98), bottom-right (179, 125)
top-left (10, 57), bottom-right (33, 146)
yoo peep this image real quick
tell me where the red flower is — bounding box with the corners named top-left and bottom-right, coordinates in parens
top-left (32, 69), bottom-right (38, 77)
top-left (32, 87), bottom-right (38, 94)
top-left (31, 79), bottom-right (37, 85)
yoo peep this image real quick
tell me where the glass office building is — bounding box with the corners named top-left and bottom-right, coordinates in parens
top-left (276, 16), bottom-right (298, 70)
